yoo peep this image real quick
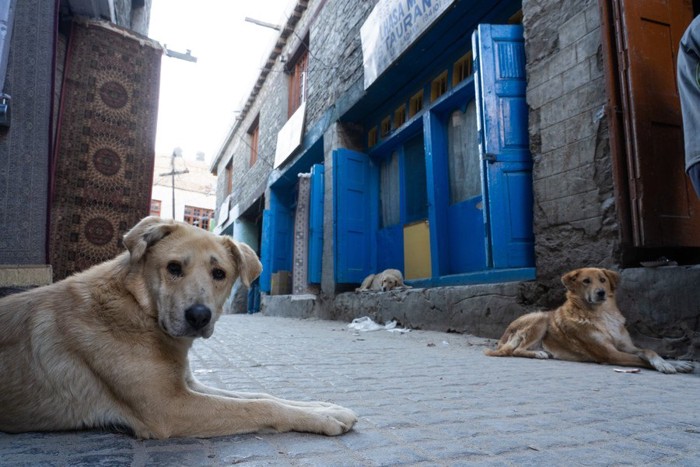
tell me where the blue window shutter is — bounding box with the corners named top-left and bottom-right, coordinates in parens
top-left (474, 24), bottom-right (534, 269)
top-left (260, 209), bottom-right (272, 292)
top-left (333, 148), bottom-right (378, 283)
top-left (308, 164), bottom-right (324, 284)
top-left (266, 189), bottom-right (294, 281)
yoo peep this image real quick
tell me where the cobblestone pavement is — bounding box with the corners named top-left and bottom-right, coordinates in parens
top-left (1, 314), bottom-right (699, 466)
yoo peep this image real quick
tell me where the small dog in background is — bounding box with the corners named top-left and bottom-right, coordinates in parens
top-left (485, 267), bottom-right (694, 374)
top-left (357, 268), bottom-right (410, 292)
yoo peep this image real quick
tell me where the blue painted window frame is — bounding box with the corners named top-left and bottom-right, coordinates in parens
top-left (351, 24), bottom-right (535, 287)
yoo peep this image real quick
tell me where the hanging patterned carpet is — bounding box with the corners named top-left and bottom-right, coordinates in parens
top-left (50, 19), bottom-right (161, 280)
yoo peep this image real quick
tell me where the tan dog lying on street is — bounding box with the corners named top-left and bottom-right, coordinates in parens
top-left (485, 268), bottom-right (693, 374)
top-left (0, 217), bottom-right (357, 439)
top-left (357, 268), bottom-right (410, 292)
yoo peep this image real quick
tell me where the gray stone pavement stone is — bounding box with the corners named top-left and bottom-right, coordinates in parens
top-left (1, 314), bottom-right (699, 466)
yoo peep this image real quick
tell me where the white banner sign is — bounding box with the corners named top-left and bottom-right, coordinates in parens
top-left (274, 102), bottom-right (306, 169)
top-left (361, 0), bottom-right (455, 89)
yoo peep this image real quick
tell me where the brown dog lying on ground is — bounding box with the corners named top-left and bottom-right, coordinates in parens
top-left (356, 268), bottom-right (410, 292)
top-left (485, 268), bottom-right (693, 374)
top-left (0, 217), bottom-right (357, 439)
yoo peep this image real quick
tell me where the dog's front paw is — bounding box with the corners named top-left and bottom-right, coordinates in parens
top-left (670, 360), bottom-right (694, 373)
top-left (312, 405), bottom-right (358, 436)
top-left (650, 357), bottom-right (678, 374)
top-left (534, 350), bottom-right (552, 359)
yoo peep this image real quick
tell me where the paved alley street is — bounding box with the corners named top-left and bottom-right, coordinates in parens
top-left (1, 314), bottom-right (699, 466)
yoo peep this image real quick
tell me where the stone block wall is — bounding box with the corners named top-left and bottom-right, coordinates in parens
top-left (523, 0), bottom-right (620, 306)
top-left (305, 1), bottom-right (374, 126)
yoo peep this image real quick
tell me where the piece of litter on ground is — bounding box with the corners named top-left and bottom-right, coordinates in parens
top-left (348, 316), bottom-right (410, 333)
top-left (613, 368), bottom-right (640, 373)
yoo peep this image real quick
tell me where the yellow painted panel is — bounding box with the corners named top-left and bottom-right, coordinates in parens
top-left (404, 220), bottom-right (431, 280)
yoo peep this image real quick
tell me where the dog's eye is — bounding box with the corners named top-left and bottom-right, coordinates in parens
top-left (212, 268), bottom-right (226, 281)
top-left (600, 277), bottom-right (606, 283)
top-left (167, 262), bottom-right (183, 277)
top-left (582, 278), bottom-right (591, 284)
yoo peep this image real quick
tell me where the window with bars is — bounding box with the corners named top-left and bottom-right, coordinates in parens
top-left (431, 71), bottom-right (448, 102)
top-left (408, 90), bottom-right (424, 118)
top-left (453, 51), bottom-right (473, 86)
top-left (368, 127), bottom-right (378, 148)
top-left (380, 116), bottom-right (392, 138)
top-left (394, 104), bottom-right (406, 129)
top-left (184, 205), bottom-right (215, 231)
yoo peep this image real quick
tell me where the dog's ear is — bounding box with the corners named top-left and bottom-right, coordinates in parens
top-left (561, 270), bottom-right (580, 291)
top-left (603, 269), bottom-right (620, 291)
top-left (123, 216), bottom-right (177, 263)
top-left (221, 237), bottom-right (262, 287)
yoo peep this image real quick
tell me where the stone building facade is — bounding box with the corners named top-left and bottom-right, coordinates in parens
top-left (212, 0), bottom-right (700, 357)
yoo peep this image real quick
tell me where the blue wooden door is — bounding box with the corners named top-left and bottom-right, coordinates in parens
top-left (473, 24), bottom-right (534, 269)
top-left (260, 189), bottom-right (293, 293)
top-left (333, 148), bottom-right (378, 283)
top-left (271, 191), bottom-right (293, 274)
top-left (260, 209), bottom-right (272, 292)
top-left (308, 164), bottom-right (324, 284)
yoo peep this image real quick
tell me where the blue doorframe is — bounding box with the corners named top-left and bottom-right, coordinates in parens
top-left (355, 23), bottom-right (534, 288)
top-left (259, 188), bottom-right (293, 293)
top-left (261, 139), bottom-right (324, 293)
top-left (411, 24), bottom-right (535, 286)
top-left (424, 111), bottom-right (449, 278)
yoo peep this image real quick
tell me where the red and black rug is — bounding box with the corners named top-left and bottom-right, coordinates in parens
top-left (50, 19), bottom-right (161, 280)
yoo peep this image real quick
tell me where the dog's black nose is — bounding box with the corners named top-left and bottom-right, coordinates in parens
top-left (185, 304), bottom-right (211, 330)
top-left (596, 289), bottom-right (606, 299)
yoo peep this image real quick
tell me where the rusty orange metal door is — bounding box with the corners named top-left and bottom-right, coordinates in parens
top-left (613, 0), bottom-right (700, 247)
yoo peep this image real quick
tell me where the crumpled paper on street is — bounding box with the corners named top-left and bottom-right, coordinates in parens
top-left (348, 316), bottom-right (411, 333)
